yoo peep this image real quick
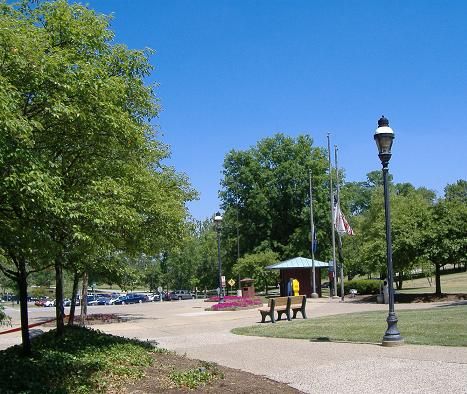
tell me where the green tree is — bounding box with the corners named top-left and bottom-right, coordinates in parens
top-left (425, 180), bottom-right (467, 293)
top-left (232, 250), bottom-right (279, 294)
top-left (355, 184), bottom-right (434, 288)
top-left (220, 134), bottom-right (331, 277)
top-left (0, 0), bottom-right (194, 353)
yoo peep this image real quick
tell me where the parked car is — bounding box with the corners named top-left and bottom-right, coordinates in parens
top-left (108, 295), bottom-right (126, 305)
top-left (43, 299), bottom-right (55, 307)
top-left (167, 290), bottom-right (195, 301)
top-left (113, 293), bottom-right (148, 305)
top-left (35, 297), bottom-right (54, 307)
top-left (148, 292), bottom-right (164, 302)
top-left (88, 297), bottom-right (109, 306)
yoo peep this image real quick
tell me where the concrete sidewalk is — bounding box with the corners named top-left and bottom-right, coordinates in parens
top-left (1, 298), bottom-right (466, 393)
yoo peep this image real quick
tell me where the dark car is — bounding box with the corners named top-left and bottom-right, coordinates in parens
top-left (88, 297), bottom-right (109, 306)
top-left (114, 293), bottom-right (148, 305)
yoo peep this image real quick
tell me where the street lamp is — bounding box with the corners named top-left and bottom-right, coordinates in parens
top-left (214, 211), bottom-right (224, 303)
top-left (374, 115), bottom-right (404, 346)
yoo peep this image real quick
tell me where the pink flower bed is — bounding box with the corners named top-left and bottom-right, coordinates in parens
top-left (206, 295), bottom-right (243, 302)
top-left (208, 297), bottom-right (263, 311)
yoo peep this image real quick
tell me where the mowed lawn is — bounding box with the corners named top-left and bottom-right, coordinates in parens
top-left (399, 270), bottom-right (467, 294)
top-left (232, 304), bottom-right (467, 347)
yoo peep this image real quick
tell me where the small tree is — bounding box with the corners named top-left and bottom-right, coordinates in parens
top-left (233, 250), bottom-right (279, 294)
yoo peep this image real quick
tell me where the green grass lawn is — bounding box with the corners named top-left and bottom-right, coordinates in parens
top-left (399, 270), bottom-right (467, 294)
top-left (232, 304), bottom-right (467, 346)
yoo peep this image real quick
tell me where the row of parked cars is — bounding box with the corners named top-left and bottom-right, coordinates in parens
top-left (33, 290), bottom-right (196, 307)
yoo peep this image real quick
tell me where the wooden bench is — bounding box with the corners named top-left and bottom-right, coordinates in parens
top-left (258, 295), bottom-right (308, 323)
top-left (259, 297), bottom-right (290, 323)
top-left (289, 295), bottom-right (307, 319)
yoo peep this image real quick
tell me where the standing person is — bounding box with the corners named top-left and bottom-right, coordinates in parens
top-left (292, 278), bottom-right (300, 296)
top-left (287, 278), bottom-right (293, 296)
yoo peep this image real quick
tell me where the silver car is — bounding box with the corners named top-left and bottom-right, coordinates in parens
top-left (169, 290), bottom-right (195, 300)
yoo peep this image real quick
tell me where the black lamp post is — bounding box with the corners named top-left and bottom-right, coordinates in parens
top-left (214, 211), bottom-right (224, 303)
top-left (374, 115), bottom-right (404, 346)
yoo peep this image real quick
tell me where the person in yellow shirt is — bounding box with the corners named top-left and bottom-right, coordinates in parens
top-left (292, 278), bottom-right (300, 296)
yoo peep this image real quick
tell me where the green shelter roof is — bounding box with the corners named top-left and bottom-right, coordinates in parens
top-left (266, 256), bottom-right (329, 270)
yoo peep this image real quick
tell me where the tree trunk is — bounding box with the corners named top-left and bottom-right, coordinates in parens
top-left (79, 272), bottom-right (88, 327)
top-left (396, 272), bottom-right (403, 290)
top-left (68, 271), bottom-right (80, 326)
top-left (18, 259), bottom-right (31, 356)
top-left (55, 258), bottom-right (65, 336)
top-left (435, 263), bottom-right (442, 295)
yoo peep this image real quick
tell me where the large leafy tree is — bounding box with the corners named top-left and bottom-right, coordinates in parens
top-left (0, 0), bottom-right (194, 354)
top-left (219, 134), bottom-right (331, 278)
top-left (425, 180), bottom-right (467, 294)
top-left (344, 177), bottom-right (434, 288)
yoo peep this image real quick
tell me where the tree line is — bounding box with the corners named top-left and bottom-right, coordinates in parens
top-left (163, 135), bottom-right (466, 297)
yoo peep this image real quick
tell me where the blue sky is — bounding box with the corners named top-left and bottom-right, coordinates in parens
top-left (84, 0), bottom-right (467, 220)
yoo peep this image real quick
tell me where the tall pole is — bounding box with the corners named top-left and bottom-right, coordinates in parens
top-left (309, 170), bottom-right (318, 298)
top-left (381, 162), bottom-right (402, 344)
top-left (334, 145), bottom-right (345, 302)
top-left (214, 212), bottom-right (224, 303)
top-left (374, 115), bottom-right (403, 346)
top-left (327, 133), bottom-right (338, 298)
top-left (237, 201), bottom-right (241, 292)
top-left (216, 225), bottom-right (223, 302)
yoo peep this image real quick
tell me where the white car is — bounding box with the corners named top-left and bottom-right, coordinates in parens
top-left (43, 300), bottom-right (55, 307)
top-left (108, 295), bottom-right (126, 305)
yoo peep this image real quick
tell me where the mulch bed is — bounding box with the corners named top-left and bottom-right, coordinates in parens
top-left (43, 313), bottom-right (128, 326)
top-left (125, 352), bottom-right (301, 393)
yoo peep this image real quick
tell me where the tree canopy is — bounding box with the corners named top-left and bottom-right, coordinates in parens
top-left (0, 0), bottom-right (194, 353)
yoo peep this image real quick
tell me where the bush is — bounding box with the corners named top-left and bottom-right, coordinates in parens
top-left (344, 279), bottom-right (381, 295)
top-left (207, 297), bottom-right (263, 311)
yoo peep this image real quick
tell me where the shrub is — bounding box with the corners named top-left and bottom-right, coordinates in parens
top-left (344, 279), bottom-right (381, 295)
top-left (208, 297), bottom-right (263, 311)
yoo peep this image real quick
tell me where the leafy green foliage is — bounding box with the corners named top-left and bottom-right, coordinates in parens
top-left (0, 0), bottom-right (195, 344)
top-left (0, 326), bottom-right (154, 393)
top-left (170, 361), bottom-right (224, 389)
top-left (0, 304), bottom-right (11, 326)
top-left (233, 250), bottom-right (279, 293)
top-left (220, 133), bottom-right (331, 279)
top-left (343, 279), bottom-right (381, 295)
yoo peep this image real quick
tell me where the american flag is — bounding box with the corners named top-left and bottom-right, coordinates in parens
top-left (333, 195), bottom-right (355, 236)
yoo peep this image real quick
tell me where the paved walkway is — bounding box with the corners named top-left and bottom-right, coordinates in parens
top-left (1, 298), bottom-right (466, 393)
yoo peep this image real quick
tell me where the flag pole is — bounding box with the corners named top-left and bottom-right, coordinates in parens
top-left (335, 145), bottom-right (345, 302)
top-left (327, 134), bottom-right (338, 298)
top-left (309, 170), bottom-right (318, 298)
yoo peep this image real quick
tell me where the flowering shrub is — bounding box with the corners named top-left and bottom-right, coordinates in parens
top-left (206, 295), bottom-right (243, 303)
top-left (208, 297), bottom-right (263, 311)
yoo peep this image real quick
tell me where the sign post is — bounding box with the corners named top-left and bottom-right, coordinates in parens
top-left (228, 279), bottom-right (236, 295)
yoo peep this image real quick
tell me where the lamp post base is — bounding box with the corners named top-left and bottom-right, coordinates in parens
top-left (332, 295), bottom-right (340, 299)
top-left (311, 293), bottom-right (319, 299)
top-left (382, 313), bottom-right (404, 346)
top-left (382, 337), bottom-right (404, 347)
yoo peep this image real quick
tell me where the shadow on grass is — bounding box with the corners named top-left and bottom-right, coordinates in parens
top-left (0, 326), bottom-right (152, 393)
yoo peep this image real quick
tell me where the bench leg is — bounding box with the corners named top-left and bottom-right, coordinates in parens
top-left (271, 312), bottom-right (275, 323)
top-left (302, 307), bottom-right (307, 319)
top-left (261, 312), bottom-right (266, 323)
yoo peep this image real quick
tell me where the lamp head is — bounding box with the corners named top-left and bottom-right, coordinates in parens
top-left (214, 211), bottom-right (223, 225)
top-left (374, 115), bottom-right (395, 165)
